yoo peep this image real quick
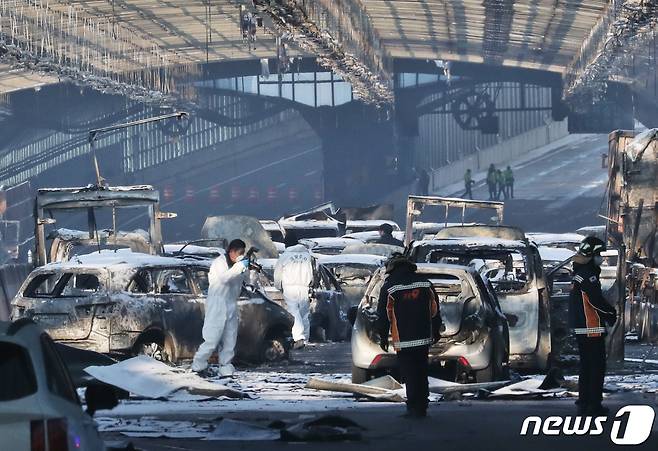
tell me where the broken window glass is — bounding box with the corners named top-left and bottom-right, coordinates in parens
top-left (154, 269), bottom-right (192, 295)
top-left (24, 273), bottom-right (62, 297)
top-left (60, 274), bottom-right (100, 297)
top-left (128, 269), bottom-right (154, 294)
top-left (192, 269), bottom-right (209, 296)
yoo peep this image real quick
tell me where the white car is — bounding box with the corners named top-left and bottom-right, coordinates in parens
top-left (0, 319), bottom-right (106, 451)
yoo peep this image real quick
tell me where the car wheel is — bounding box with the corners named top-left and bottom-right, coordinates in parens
top-left (475, 340), bottom-right (503, 383)
top-left (135, 334), bottom-right (176, 364)
top-left (262, 338), bottom-right (288, 363)
top-left (311, 325), bottom-right (327, 342)
top-left (351, 364), bottom-right (369, 384)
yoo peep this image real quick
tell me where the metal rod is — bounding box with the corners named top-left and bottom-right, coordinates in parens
top-left (88, 112), bottom-right (189, 144)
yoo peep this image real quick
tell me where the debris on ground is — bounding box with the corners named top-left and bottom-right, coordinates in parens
top-left (306, 371), bottom-right (570, 401)
top-left (306, 375), bottom-right (405, 402)
top-left (84, 356), bottom-right (245, 400)
top-left (427, 377), bottom-right (512, 395)
top-left (98, 415), bottom-right (365, 442)
top-left (97, 417), bottom-right (211, 439)
top-left (206, 419), bottom-right (281, 441)
top-left (279, 415), bottom-right (365, 442)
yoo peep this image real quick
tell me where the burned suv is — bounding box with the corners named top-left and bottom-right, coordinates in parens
top-left (351, 263), bottom-right (509, 383)
top-left (11, 252), bottom-right (293, 364)
top-left (408, 226), bottom-right (552, 371)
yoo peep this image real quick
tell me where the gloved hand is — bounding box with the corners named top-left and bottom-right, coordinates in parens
top-left (379, 336), bottom-right (389, 352)
top-left (238, 257), bottom-right (250, 269)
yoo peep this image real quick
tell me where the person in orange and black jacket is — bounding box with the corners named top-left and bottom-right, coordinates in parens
top-left (569, 236), bottom-right (617, 416)
top-left (377, 255), bottom-right (441, 418)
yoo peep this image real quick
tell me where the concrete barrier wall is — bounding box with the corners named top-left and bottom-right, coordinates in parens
top-left (430, 120), bottom-right (569, 190)
top-left (0, 263), bottom-right (32, 321)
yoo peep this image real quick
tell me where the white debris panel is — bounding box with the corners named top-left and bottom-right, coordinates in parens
top-left (84, 356), bottom-right (245, 400)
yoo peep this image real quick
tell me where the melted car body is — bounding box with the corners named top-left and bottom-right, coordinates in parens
top-left (11, 252), bottom-right (293, 364)
top-left (351, 263), bottom-right (510, 383)
top-left (408, 234), bottom-right (551, 371)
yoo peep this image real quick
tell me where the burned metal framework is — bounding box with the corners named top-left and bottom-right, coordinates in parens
top-left (564, 0), bottom-right (658, 104)
top-left (34, 185), bottom-right (165, 267)
top-left (253, 0), bottom-right (393, 105)
top-left (605, 129), bottom-right (658, 352)
top-left (404, 195), bottom-right (505, 245)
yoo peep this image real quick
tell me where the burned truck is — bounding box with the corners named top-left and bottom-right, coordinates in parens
top-left (607, 129), bottom-right (658, 343)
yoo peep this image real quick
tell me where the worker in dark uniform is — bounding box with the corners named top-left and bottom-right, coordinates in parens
top-left (503, 166), bottom-right (515, 199)
top-left (486, 164), bottom-right (497, 200)
top-left (569, 236), bottom-right (617, 416)
top-left (377, 255), bottom-right (441, 418)
top-left (376, 223), bottom-right (404, 247)
top-left (463, 169), bottom-right (474, 199)
top-left (496, 169), bottom-right (506, 200)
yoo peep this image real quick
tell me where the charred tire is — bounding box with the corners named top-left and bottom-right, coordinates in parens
top-left (261, 338), bottom-right (289, 363)
top-left (311, 326), bottom-right (327, 343)
top-left (134, 331), bottom-right (177, 364)
top-left (475, 338), bottom-right (505, 383)
top-left (351, 365), bottom-right (369, 384)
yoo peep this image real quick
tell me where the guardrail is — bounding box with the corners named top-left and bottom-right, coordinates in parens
top-left (430, 120), bottom-right (569, 190)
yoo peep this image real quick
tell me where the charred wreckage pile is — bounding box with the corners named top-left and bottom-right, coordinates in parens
top-left (253, 0), bottom-right (394, 106)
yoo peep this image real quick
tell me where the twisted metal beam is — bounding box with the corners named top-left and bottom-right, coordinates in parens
top-left (563, 0), bottom-right (658, 107)
top-left (253, 0), bottom-right (393, 106)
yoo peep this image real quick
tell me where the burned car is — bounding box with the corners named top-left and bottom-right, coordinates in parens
top-left (351, 263), bottom-right (510, 383)
top-left (526, 233), bottom-right (585, 251)
top-left (408, 228), bottom-right (551, 371)
top-left (278, 212), bottom-right (342, 239)
top-left (316, 254), bottom-right (386, 308)
top-left (299, 237), bottom-right (362, 256)
top-left (342, 230), bottom-right (405, 244)
top-left (341, 242), bottom-right (404, 259)
top-left (11, 252), bottom-right (293, 364)
top-left (344, 220), bottom-right (400, 234)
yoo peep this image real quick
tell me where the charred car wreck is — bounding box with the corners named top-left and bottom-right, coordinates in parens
top-left (11, 252), bottom-right (293, 364)
top-left (408, 227), bottom-right (552, 371)
top-left (351, 263), bottom-right (510, 383)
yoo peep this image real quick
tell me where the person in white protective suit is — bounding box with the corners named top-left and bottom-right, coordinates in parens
top-left (274, 244), bottom-right (315, 349)
top-left (192, 239), bottom-right (249, 377)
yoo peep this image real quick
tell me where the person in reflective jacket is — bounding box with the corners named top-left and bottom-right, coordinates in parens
top-left (192, 239), bottom-right (250, 377)
top-left (569, 236), bottom-right (617, 416)
top-left (377, 255), bottom-right (441, 418)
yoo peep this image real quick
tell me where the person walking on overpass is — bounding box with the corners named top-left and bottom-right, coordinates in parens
top-left (377, 255), bottom-right (441, 418)
top-left (486, 164), bottom-right (497, 200)
top-left (192, 239), bottom-right (250, 377)
top-left (569, 236), bottom-right (617, 416)
top-left (504, 166), bottom-right (515, 199)
top-left (496, 169), bottom-right (506, 200)
top-left (415, 168), bottom-right (430, 196)
top-left (463, 169), bottom-right (474, 199)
